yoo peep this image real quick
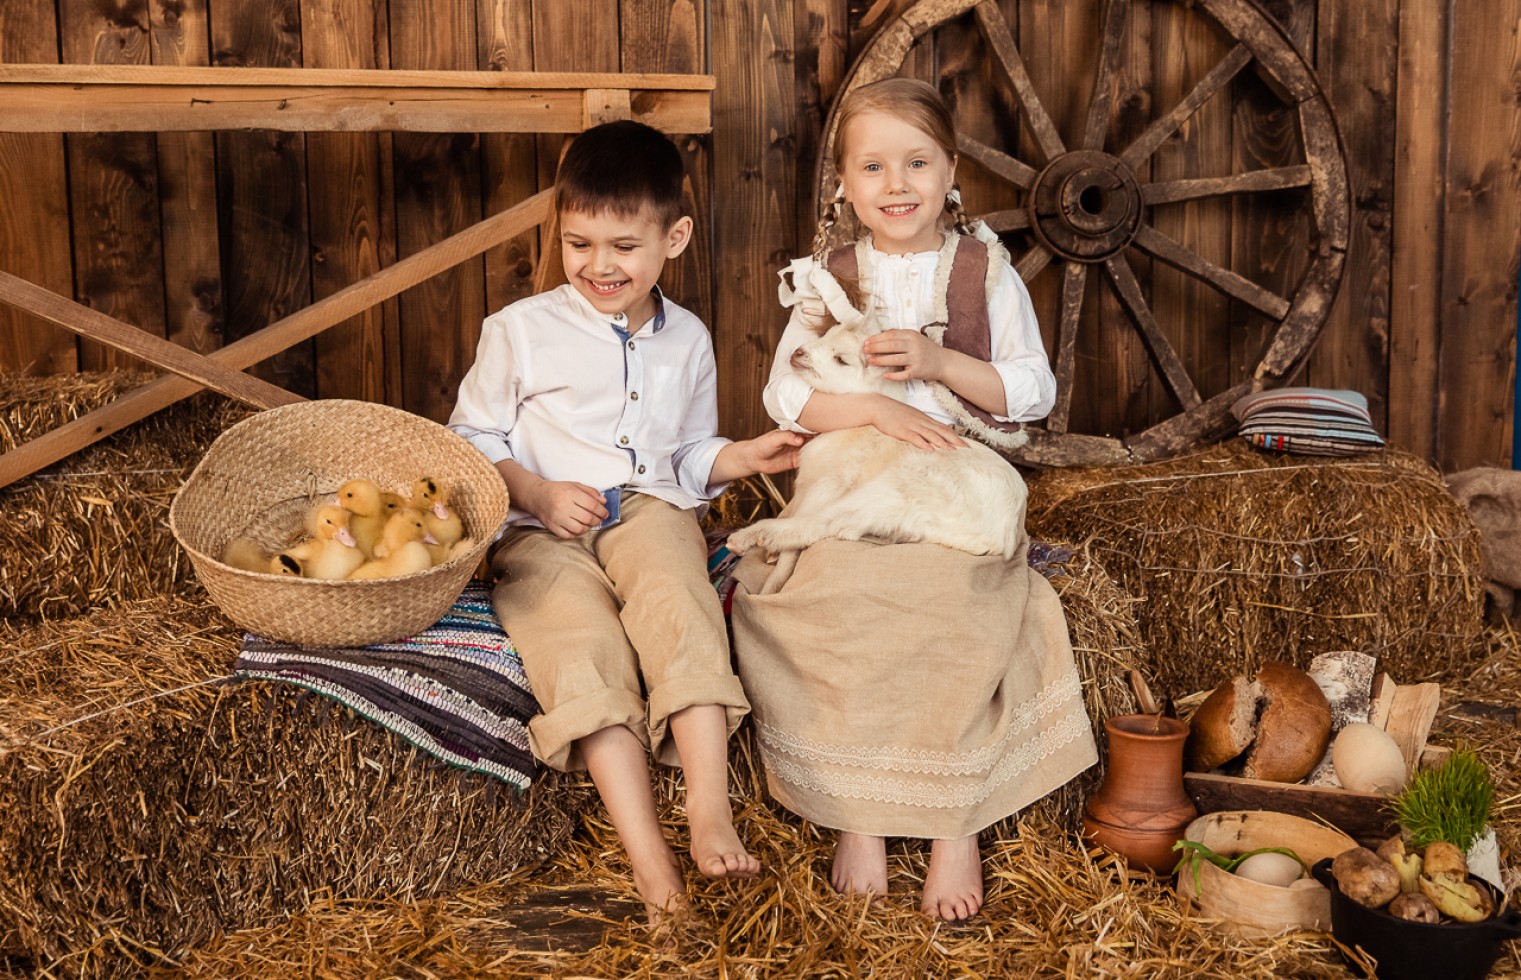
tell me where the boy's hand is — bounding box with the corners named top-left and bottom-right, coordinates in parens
top-left (864, 329), bottom-right (948, 383)
top-left (708, 429), bottom-right (806, 485)
top-left (521, 480), bottom-right (609, 538)
top-left (870, 398), bottom-right (965, 450)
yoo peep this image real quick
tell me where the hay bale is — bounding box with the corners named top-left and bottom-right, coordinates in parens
top-left (0, 596), bottom-right (594, 976)
top-left (0, 372), bottom-right (251, 621)
top-left (1025, 442), bottom-right (1486, 697)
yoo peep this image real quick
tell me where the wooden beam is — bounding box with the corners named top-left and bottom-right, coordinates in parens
top-left (0, 270), bottom-right (300, 409)
top-left (0, 64), bottom-right (714, 134)
top-left (0, 189), bottom-right (553, 489)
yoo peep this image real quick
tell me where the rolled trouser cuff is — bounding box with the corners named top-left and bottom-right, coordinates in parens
top-left (528, 688), bottom-right (648, 772)
top-left (647, 672), bottom-right (751, 768)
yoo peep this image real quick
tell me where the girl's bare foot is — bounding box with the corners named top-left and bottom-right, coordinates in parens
top-left (630, 845), bottom-right (689, 923)
top-left (921, 835), bottom-right (983, 921)
top-left (689, 816), bottom-right (760, 878)
top-left (830, 832), bottom-right (888, 897)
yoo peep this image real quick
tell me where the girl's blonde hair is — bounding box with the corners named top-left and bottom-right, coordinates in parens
top-left (812, 77), bottom-right (975, 259)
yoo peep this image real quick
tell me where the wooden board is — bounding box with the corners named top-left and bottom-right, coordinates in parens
top-left (1184, 770), bottom-right (1397, 842)
top-left (151, 0), bottom-right (226, 360)
top-left (478, 0), bottom-right (540, 324)
top-left (0, 0), bottom-right (74, 376)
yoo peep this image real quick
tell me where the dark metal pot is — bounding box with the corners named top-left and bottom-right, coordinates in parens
top-left (1312, 857), bottom-right (1521, 980)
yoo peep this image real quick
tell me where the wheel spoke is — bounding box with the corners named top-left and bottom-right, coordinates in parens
top-left (1102, 253), bottom-right (1202, 409)
top-left (1082, 0), bottom-right (1131, 151)
top-left (1141, 166), bottom-right (1313, 206)
top-left (957, 134), bottom-right (1039, 189)
top-left (1048, 262), bottom-right (1088, 433)
top-left (1131, 223), bottom-right (1291, 320)
top-left (1119, 44), bottom-right (1252, 170)
top-left (973, 0), bottom-right (1066, 163)
top-left (1014, 243), bottom-right (1053, 283)
top-left (980, 208), bottom-right (1030, 233)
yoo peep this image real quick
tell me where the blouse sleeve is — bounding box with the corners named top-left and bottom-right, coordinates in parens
top-left (761, 256), bottom-right (833, 433)
top-left (986, 262), bottom-right (1057, 422)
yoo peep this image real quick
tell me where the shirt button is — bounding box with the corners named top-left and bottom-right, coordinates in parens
top-left (630, 391), bottom-right (639, 401)
top-left (628, 340), bottom-right (635, 350)
top-left (637, 464), bottom-right (646, 475)
top-left (619, 435), bottom-right (629, 445)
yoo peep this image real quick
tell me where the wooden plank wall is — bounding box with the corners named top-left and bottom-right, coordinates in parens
top-left (0, 0), bottom-right (1517, 474)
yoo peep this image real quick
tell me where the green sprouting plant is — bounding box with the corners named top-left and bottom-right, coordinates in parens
top-left (1171, 839), bottom-right (1308, 895)
top-left (1391, 747), bottom-right (1494, 851)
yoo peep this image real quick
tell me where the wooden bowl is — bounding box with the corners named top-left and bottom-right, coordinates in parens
top-left (1175, 809), bottom-right (1357, 936)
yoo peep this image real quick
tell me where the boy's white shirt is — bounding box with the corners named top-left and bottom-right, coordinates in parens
top-left (765, 237), bottom-right (1056, 433)
top-left (449, 283), bottom-right (730, 528)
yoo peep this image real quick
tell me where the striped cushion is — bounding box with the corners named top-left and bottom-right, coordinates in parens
top-left (1232, 387), bottom-right (1384, 456)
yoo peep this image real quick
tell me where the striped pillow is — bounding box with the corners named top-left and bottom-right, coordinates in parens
top-left (1231, 387), bottom-right (1385, 456)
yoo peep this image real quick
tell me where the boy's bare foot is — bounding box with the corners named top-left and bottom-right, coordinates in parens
top-left (630, 845), bottom-right (689, 922)
top-left (830, 832), bottom-right (888, 897)
top-left (689, 817), bottom-right (760, 878)
top-left (921, 835), bottom-right (983, 921)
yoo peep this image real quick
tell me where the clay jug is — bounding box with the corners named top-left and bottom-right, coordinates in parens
top-left (1082, 713), bottom-right (1196, 873)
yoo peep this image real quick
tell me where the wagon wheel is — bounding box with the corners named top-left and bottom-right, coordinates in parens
top-left (819, 0), bottom-right (1349, 466)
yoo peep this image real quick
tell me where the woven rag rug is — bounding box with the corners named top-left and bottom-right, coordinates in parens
top-left (235, 580), bottom-right (539, 791)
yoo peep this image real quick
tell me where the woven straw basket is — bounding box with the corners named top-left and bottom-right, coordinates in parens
top-left (171, 399), bottom-right (509, 647)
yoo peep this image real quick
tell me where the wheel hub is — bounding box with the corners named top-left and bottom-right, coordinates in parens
top-left (1028, 150), bottom-right (1142, 262)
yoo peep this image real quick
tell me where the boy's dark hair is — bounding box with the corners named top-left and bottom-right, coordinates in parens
top-left (554, 120), bottom-right (686, 228)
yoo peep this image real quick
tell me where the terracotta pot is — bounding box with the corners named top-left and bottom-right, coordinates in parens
top-left (1082, 713), bottom-right (1197, 873)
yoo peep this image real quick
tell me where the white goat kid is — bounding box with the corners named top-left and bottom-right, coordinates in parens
top-left (726, 319), bottom-right (1028, 594)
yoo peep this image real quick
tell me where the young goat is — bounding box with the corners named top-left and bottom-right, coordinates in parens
top-left (726, 318), bottom-right (1028, 594)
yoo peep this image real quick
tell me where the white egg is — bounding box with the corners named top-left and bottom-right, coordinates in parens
top-left (1234, 851), bottom-right (1304, 887)
top-left (1333, 722), bottom-right (1408, 794)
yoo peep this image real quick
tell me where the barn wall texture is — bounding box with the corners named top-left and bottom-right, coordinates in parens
top-left (0, 0), bottom-right (1516, 472)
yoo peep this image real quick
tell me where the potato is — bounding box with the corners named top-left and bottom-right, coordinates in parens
top-left (1332, 846), bottom-right (1402, 909)
top-left (1389, 892), bottom-right (1442, 923)
top-left (1422, 841), bottom-right (1468, 879)
top-left (1419, 871), bottom-right (1492, 923)
top-left (1375, 835), bottom-right (1423, 894)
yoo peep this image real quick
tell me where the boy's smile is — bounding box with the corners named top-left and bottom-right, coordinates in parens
top-left (560, 207), bottom-right (692, 327)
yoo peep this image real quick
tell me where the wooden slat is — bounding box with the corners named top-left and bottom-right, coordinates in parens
top-left (956, 134), bottom-right (1039, 189)
top-left (60, 0), bottom-right (167, 373)
top-left (975, 0), bottom-right (1065, 162)
top-left (791, 0), bottom-right (847, 267)
top-left (212, 0), bottom-right (314, 397)
top-left (0, 64), bottom-right (714, 134)
top-left (151, 0), bottom-right (225, 360)
top-left (1436, 0), bottom-right (1521, 470)
top-left (0, 270), bottom-right (300, 409)
top-left (478, 0), bottom-right (540, 322)
top-left (304, 0), bottom-right (391, 403)
top-left (1119, 43), bottom-right (1250, 171)
top-left (1306, 0), bottom-right (1396, 436)
top-left (1184, 771), bottom-right (1398, 842)
top-left (1081, 0), bottom-right (1129, 152)
top-left (0, 0), bottom-right (75, 376)
top-left (624, 0), bottom-right (713, 325)
top-left (0, 190), bottom-right (552, 490)
top-left (1387, 0), bottom-right (1447, 458)
top-left (1047, 262), bottom-right (1087, 433)
top-left (390, 0), bottom-right (483, 425)
top-left (712, 0), bottom-right (797, 439)
top-left (1131, 223), bottom-right (1291, 320)
top-left (1104, 253), bottom-right (1202, 410)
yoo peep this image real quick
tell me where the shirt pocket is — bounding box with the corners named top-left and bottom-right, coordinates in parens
top-left (643, 364), bottom-right (691, 448)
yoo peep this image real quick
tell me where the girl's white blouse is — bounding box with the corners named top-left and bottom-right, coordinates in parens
top-left (763, 239), bottom-right (1056, 433)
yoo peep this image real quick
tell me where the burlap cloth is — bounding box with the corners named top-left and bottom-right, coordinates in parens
top-left (732, 538), bottom-right (1098, 839)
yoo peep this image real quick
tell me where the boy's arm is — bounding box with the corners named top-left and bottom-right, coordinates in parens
top-left (497, 458), bottom-right (610, 539)
top-left (706, 429), bottom-right (806, 488)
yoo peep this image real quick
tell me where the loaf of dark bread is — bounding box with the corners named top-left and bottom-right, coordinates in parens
top-left (1184, 675), bottom-right (1257, 772)
top-left (1242, 661), bottom-right (1333, 782)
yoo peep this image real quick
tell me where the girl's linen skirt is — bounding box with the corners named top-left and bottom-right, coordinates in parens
top-left (732, 538), bottom-right (1097, 839)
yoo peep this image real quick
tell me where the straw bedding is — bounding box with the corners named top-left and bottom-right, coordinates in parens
top-left (1024, 442), bottom-right (1487, 699)
top-left (0, 372), bottom-right (250, 621)
top-left (0, 596), bottom-right (593, 976)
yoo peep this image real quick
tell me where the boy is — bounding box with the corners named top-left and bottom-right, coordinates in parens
top-left (448, 120), bottom-right (803, 918)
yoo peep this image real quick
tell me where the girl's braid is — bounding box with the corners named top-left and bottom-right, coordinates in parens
top-left (945, 186), bottom-right (977, 238)
top-left (811, 182), bottom-right (846, 261)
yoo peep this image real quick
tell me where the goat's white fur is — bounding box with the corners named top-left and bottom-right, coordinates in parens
top-left (728, 318), bottom-right (1027, 594)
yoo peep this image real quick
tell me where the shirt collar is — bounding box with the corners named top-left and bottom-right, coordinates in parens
top-left (568, 284), bottom-right (667, 335)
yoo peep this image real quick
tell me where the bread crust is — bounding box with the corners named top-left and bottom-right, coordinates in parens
top-left (1184, 675), bottom-right (1257, 772)
top-left (1242, 661), bottom-right (1333, 782)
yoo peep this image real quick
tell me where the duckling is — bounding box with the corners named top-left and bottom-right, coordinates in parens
top-left (334, 478), bottom-right (394, 559)
top-left (282, 504), bottom-right (365, 580)
top-left (222, 535), bottom-right (299, 576)
top-left (409, 476), bottom-right (465, 564)
top-left (347, 508), bottom-right (436, 580)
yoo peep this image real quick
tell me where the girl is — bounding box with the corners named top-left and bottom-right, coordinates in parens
top-left (730, 78), bottom-right (1098, 921)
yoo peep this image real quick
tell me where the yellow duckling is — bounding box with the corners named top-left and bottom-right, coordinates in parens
top-left (409, 476), bottom-right (466, 565)
top-left (334, 478), bottom-right (395, 559)
top-left (222, 536), bottom-right (302, 576)
top-left (282, 504), bottom-right (365, 580)
top-left (347, 508), bottom-right (436, 580)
